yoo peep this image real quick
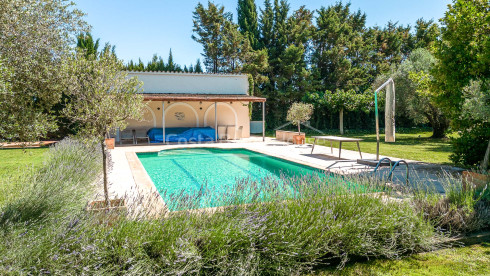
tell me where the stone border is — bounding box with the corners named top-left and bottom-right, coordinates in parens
top-left (124, 144), bottom-right (341, 216)
top-left (125, 152), bottom-right (167, 217)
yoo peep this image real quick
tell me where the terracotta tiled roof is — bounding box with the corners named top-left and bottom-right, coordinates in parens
top-left (141, 93), bottom-right (266, 102)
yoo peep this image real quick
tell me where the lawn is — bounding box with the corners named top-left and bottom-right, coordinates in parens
top-left (317, 233), bottom-right (490, 275)
top-left (0, 147), bottom-right (48, 204)
top-left (300, 129), bottom-right (452, 164)
top-left (0, 147), bottom-right (48, 177)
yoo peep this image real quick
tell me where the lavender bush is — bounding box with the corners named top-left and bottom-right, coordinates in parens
top-left (0, 139), bottom-right (469, 275)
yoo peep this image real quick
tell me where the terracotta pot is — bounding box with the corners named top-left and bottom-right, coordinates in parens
top-left (293, 134), bottom-right (305, 145)
top-left (462, 171), bottom-right (490, 190)
top-left (105, 138), bottom-right (115, 149)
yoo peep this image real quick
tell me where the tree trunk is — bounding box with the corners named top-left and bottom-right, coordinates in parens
top-left (431, 122), bottom-right (448, 138)
top-left (481, 139), bottom-right (490, 170)
top-left (101, 141), bottom-right (110, 207)
top-left (297, 121), bottom-right (301, 135)
top-left (427, 105), bottom-right (449, 138)
top-left (339, 108), bottom-right (344, 135)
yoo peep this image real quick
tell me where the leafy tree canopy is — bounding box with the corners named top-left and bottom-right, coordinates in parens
top-left (432, 0), bottom-right (490, 123)
top-left (0, 0), bottom-right (88, 142)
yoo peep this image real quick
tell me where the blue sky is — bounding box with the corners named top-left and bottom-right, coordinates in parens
top-left (74, 0), bottom-right (451, 68)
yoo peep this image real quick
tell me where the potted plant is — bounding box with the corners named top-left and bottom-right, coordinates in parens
top-left (286, 102), bottom-right (314, 145)
top-left (104, 131), bottom-right (115, 150)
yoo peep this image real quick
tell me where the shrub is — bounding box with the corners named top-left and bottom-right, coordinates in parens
top-left (0, 160), bottom-right (443, 275)
top-left (0, 138), bottom-right (101, 225)
top-left (450, 123), bottom-right (490, 168)
top-left (412, 173), bottom-right (490, 233)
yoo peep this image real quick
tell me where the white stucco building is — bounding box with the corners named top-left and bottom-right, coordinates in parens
top-left (119, 71), bottom-right (266, 144)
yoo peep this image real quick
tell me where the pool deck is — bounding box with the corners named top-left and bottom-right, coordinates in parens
top-left (104, 136), bottom-right (463, 216)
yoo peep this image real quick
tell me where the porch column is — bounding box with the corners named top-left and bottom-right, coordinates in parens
top-left (262, 101), bottom-right (265, 142)
top-left (214, 102), bottom-right (218, 141)
top-left (162, 101), bottom-right (165, 144)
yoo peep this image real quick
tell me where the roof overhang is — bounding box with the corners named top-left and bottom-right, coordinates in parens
top-left (142, 93), bottom-right (266, 102)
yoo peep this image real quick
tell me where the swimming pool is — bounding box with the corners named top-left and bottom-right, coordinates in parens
top-left (137, 148), bottom-right (328, 210)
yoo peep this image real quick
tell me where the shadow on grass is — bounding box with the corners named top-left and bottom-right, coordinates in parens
top-left (313, 232), bottom-right (490, 275)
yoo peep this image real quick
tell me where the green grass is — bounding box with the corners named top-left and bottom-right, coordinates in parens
top-left (0, 147), bottom-right (48, 204)
top-left (1, 138), bottom-right (489, 274)
top-left (0, 147), bottom-right (48, 177)
top-left (317, 233), bottom-right (490, 275)
top-left (302, 130), bottom-right (452, 164)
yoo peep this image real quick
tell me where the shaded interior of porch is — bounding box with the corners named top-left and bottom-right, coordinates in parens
top-left (117, 94), bottom-right (266, 144)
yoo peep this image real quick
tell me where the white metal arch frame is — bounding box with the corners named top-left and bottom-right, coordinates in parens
top-left (164, 102), bottom-right (200, 127)
top-left (203, 102), bottom-right (238, 138)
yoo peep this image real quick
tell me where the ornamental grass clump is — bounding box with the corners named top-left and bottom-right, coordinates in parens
top-left (411, 172), bottom-right (490, 234)
top-left (0, 139), bottom-right (446, 275)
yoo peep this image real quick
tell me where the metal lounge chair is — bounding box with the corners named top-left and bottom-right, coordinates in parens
top-left (134, 129), bottom-right (150, 144)
top-left (119, 129), bottom-right (135, 145)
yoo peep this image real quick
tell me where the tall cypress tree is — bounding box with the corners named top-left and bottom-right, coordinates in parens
top-left (167, 49), bottom-right (175, 71)
top-left (258, 0), bottom-right (274, 50)
top-left (237, 0), bottom-right (259, 50)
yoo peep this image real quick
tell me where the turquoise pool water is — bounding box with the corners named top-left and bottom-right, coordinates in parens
top-left (137, 148), bottom-right (326, 209)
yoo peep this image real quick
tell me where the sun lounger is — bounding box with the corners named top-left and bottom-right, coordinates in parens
top-left (119, 130), bottom-right (135, 145)
top-left (134, 129), bottom-right (150, 144)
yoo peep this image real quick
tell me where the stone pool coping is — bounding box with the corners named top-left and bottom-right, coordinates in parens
top-left (120, 142), bottom-right (383, 216)
top-left (110, 138), bottom-right (461, 216)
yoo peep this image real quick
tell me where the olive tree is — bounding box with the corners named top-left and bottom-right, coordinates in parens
top-left (0, 0), bottom-right (87, 142)
top-left (286, 102), bottom-right (314, 135)
top-left (63, 52), bottom-right (145, 206)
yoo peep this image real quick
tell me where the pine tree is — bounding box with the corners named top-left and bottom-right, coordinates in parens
top-left (147, 54), bottom-right (159, 71)
top-left (192, 2), bottom-right (232, 73)
top-left (137, 58), bottom-right (144, 71)
top-left (237, 0), bottom-right (259, 50)
top-left (76, 33), bottom-right (100, 59)
top-left (194, 59), bottom-right (203, 73)
top-left (413, 18), bottom-right (440, 49)
top-left (189, 64), bottom-right (194, 73)
top-left (256, 0), bottom-right (313, 127)
top-left (167, 49), bottom-right (175, 71)
top-left (157, 56), bottom-right (165, 71)
top-left (310, 2), bottom-right (372, 133)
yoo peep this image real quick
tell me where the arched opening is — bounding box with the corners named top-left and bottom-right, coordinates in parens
top-left (164, 102), bottom-right (199, 127)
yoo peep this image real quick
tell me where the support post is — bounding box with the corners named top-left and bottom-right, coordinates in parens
top-left (375, 91), bottom-right (379, 160)
top-left (262, 101), bottom-right (265, 142)
top-left (214, 102), bottom-right (218, 141)
top-left (374, 78), bottom-right (393, 160)
top-left (385, 81), bottom-right (396, 142)
top-left (339, 107), bottom-right (344, 135)
top-left (162, 101), bottom-right (165, 144)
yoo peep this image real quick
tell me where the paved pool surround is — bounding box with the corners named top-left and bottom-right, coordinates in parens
top-left (105, 136), bottom-right (461, 216)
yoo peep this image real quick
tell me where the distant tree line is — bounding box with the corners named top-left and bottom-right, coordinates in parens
top-left (191, 0), bottom-right (489, 168)
top-left (124, 49), bottom-right (204, 73)
top-left (191, 0), bottom-right (445, 135)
